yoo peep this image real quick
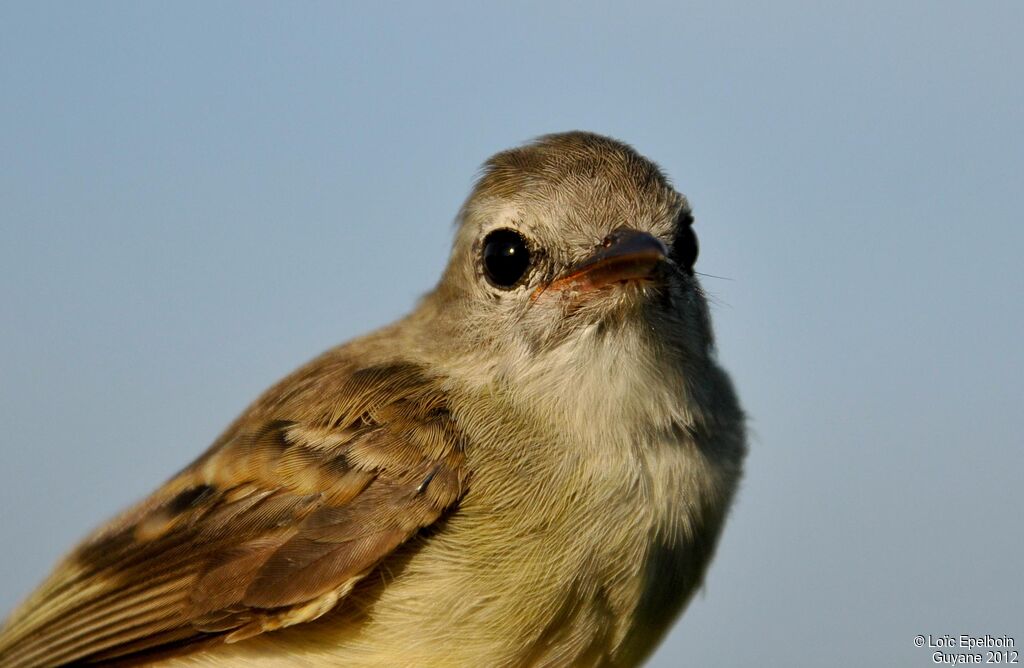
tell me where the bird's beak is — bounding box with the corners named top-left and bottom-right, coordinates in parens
top-left (536, 227), bottom-right (668, 298)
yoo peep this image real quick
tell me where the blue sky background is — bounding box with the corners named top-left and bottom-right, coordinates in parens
top-left (1, 3), bottom-right (1021, 665)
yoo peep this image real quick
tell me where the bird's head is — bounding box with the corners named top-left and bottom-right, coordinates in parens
top-left (420, 132), bottom-right (718, 415)
top-left (430, 132), bottom-right (711, 349)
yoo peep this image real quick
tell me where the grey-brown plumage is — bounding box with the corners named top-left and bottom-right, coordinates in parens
top-left (0, 132), bottom-right (745, 667)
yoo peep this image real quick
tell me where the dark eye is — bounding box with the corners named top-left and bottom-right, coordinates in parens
top-left (671, 212), bottom-right (699, 273)
top-left (482, 228), bottom-right (531, 288)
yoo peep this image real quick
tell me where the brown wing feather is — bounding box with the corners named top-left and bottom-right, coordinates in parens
top-left (0, 360), bottom-right (468, 667)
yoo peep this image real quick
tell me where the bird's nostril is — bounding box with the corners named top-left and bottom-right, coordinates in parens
top-left (602, 226), bottom-right (631, 248)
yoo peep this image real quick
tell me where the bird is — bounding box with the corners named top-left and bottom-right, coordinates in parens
top-left (0, 131), bottom-right (746, 667)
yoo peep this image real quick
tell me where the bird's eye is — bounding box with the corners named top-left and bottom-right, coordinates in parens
top-left (671, 212), bottom-right (699, 273)
top-left (482, 228), bottom-right (531, 288)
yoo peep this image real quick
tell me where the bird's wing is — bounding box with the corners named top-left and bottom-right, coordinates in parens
top-left (0, 361), bottom-right (469, 667)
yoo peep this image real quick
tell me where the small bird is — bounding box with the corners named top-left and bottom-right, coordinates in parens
top-left (0, 131), bottom-right (746, 667)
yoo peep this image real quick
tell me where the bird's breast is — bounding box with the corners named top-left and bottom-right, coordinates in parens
top-left (391, 386), bottom-right (734, 667)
